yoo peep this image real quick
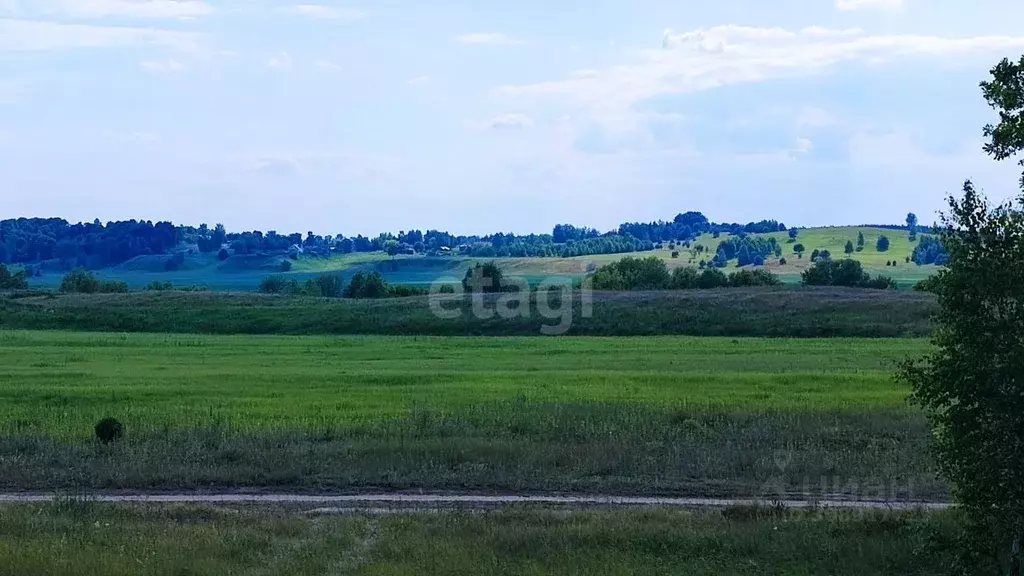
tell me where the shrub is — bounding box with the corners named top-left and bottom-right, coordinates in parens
top-left (591, 257), bottom-right (671, 291)
top-left (462, 262), bottom-right (506, 293)
top-left (671, 251), bottom-right (680, 259)
top-left (99, 280), bottom-right (130, 294)
top-left (728, 269), bottom-right (781, 287)
top-left (810, 248), bottom-right (820, 261)
top-left (387, 284), bottom-right (429, 297)
top-left (345, 271), bottom-right (390, 298)
top-left (800, 259), bottom-right (895, 289)
top-left (60, 269), bottom-right (100, 294)
top-left (312, 273), bottom-right (344, 298)
top-left (0, 264), bottom-right (29, 290)
top-left (217, 248), bottom-right (230, 261)
top-left (279, 260), bottom-right (292, 272)
top-left (670, 267), bottom-right (700, 290)
top-left (876, 235), bottom-right (891, 252)
top-left (914, 275), bottom-right (942, 293)
top-left (94, 418), bottom-right (124, 444)
top-left (779, 257), bottom-right (787, 265)
top-left (146, 281), bottom-right (174, 291)
top-left (259, 275), bottom-right (298, 295)
top-left (696, 268), bottom-right (729, 289)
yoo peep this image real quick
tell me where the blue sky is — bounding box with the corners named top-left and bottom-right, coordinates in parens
top-left (1, 0), bottom-right (1024, 235)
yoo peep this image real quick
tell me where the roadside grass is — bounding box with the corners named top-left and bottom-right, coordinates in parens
top-left (0, 504), bottom-right (991, 575)
top-left (0, 332), bottom-right (942, 497)
top-left (0, 287), bottom-right (937, 337)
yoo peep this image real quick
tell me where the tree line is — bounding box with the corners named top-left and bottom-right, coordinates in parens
top-left (0, 210), bottom-right (802, 270)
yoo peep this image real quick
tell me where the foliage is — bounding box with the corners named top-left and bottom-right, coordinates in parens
top-left (913, 275), bottom-right (941, 293)
top-left (696, 268), bottom-right (729, 289)
top-left (906, 213), bottom-right (919, 241)
top-left (788, 227), bottom-right (799, 240)
top-left (94, 417), bottom-right (124, 444)
top-left (670, 267), bottom-right (699, 289)
top-left (258, 275), bottom-right (297, 295)
top-left (793, 243), bottom-right (806, 255)
top-left (801, 259), bottom-right (897, 289)
top-left (901, 180), bottom-right (1024, 572)
top-left (981, 55), bottom-right (1024, 189)
top-left (0, 264), bottom-right (29, 290)
top-left (715, 235), bottom-right (781, 267)
top-left (279, 260), bottom-right (292, 272)
top-left (590, 257), bottom-right (670, 290)
top-left (911, 235), bottom-right (950, 265)
top-left (0, 218), bottom-right (179, 268)
top-left (857, 231), bottom-right (866, 250)
top-left (98, 280), bottom-right (130, 294)
top-left (60, 269), bottom-right (101, 294)
top-left (876, 235), bottom-right (890, 252)
top-left (728, 269), bottom-right (782, 287)
top-left (845, 240), bottom-right (855, 255)
top-left (345, 271), bottom-right (391, 298)
top-left (462, 261), bottom-right (507, 293)
top-left (217, 248), bottom-right (230, 261)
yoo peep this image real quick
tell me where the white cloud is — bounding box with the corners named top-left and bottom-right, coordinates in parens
top-left (313, 58), bottom-right (342, 71)
top-left (454, 33), bottom-right (523, 46)
top-left (801, 26), bottom-right (864, 37)
top-left (0, 19), bottom-right (201, 52)
top-left (284, 4), bottom-right (364, 21)
top-left (502, 25), bottom-right (1024, 115)
top-left (835, 0), bottom-right (904, 11)
top-left (17, 0), bottom-right (214, 19)
top-left (139, 58), bottom-right (185, 72)
top-left (486, 113), bottom-right (534, 130)
top-left (406, 75), bottom-right (432, 86)
top-left (267, 52), bottom-right (293, 70)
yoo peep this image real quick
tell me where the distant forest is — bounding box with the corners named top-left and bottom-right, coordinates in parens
top-left (0, 212), bottom-right (925, 271)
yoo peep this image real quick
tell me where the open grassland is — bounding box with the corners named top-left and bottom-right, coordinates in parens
top-left (0, 331), bottom-right (942, 498)
top-left (24, 227), bottom-right (938, 292)
top-left (0, 287), bottom-right (937, 337)
top-left (0, 504), bottom-right (989, 576)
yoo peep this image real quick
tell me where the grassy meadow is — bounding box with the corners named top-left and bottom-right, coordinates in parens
top-left (0, 287), bottom-right (937, 337)
top-left (0, 331), bottom-right (942, 498)
top-left (0, 503), bottom-right (988, 576)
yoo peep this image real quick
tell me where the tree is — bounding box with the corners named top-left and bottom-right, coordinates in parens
top-left (788, 228), bottom-right (799, 240)
top-left (907, 213), bottom-right (919, 241)
top-left (810, 248), bottom-right (820, 261)
top-left (800, 259), bottom-right (895, 289)
top-left (981, 55), bottom-right (1024, 190)
top-left (844, 240), bottom-right (855, 255)
top-left (857, 231), bottom-right (865, 251)
top-left (876, 235), bottom-right (890, 252)
top-left (462, 261), bottom-right (506, 293)
top-left (899, 181), bottom-right (1024, 573)
top-left (60, 269), bottom-right (100, 294)
top-left (793, 243), bottom-right (806, 257)
top-left (217, 248), bottom-right (230, 261)
top-left (0, 264), bottom-right (28, 290)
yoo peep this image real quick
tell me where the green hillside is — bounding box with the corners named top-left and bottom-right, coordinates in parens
top-left (23, 226), bottom-right (939, 292)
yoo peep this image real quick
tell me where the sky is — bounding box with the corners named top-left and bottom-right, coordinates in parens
top-left (1, 0), bottom-right (1024, 235)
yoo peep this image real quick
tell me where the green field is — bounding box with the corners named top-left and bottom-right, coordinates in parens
top-left (0, 331), bottom-right (942, 498)
top-left (23, 226), bottom-right (939, 292)
top-left (0, 504), bottom-right (981, 576)
top-left (0, 288), bottom-right (937, 338)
